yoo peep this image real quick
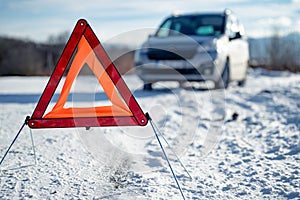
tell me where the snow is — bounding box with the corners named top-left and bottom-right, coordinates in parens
top-left (0, 68), bottom-right (299, 199)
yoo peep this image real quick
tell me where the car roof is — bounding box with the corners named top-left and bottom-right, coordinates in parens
top-left (168, 9), bottom-right (232, 18)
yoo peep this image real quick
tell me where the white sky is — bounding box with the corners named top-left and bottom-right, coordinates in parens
top-left (0, 0), bottom-right (300, 46)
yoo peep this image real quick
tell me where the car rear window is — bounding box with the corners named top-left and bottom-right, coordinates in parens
top-left (156, 15), bottom-right (225, 37)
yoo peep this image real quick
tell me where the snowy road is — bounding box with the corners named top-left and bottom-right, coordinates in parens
top-left (0, 68), bottom-right (299, 199)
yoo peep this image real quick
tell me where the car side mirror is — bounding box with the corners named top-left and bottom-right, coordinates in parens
top-left (229, 32), bottom-right (242, 41)
top-left (148, 34), bottom-right (154, 38)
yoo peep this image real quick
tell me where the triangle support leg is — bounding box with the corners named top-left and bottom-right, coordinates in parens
top-left (150, 118), bottom-right (192, 180)
top-left (0, 116), bottom-right (30, 166)
top-left (29, 128), bottom-right (37, 165)
top-left (147, 113), bottom-right (186, 200)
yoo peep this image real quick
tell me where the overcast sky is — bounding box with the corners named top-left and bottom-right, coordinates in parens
top-left (1, 0), bottom-right (300, 45)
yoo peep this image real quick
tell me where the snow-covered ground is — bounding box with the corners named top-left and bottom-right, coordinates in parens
top-left (0, 68), bottom-right (299, 199)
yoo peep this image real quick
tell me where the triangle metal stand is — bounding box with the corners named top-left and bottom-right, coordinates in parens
top-left (0, 116), bottom-right (37, 166)
top-left (146, 113), bottom-right (186, 200)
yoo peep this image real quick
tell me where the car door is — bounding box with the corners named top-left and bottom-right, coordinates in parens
top-left (227, 16), bottom-right (249, 80)
top-left (236, 23), bottom-right (249, 80)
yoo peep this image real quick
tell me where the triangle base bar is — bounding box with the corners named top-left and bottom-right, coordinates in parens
top-left (28, 117), bottom-right (141, 129)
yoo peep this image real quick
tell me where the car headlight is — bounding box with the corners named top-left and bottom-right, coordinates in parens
top-left (197, 39), bottom-right (217, 52)
top-left (140, 43), bottom-right (149, 53)
top-left (134, 44), bottom-right (149, 62)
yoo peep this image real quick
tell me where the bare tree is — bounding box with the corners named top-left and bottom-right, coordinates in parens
top-left (47, 31), bottom-right (69, 45)
top-left (267, 27), bottom-right (282, 69)
top-left (267, 27), bottom-right (300, 72)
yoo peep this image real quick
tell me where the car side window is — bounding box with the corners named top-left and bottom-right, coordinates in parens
top-left (156, 19), bottom-right (172, 37)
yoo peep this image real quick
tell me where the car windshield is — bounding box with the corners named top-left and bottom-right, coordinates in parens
top-left (156, 15), bottom-right (225, 37)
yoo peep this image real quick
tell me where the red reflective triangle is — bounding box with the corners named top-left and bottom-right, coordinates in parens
top-left (28, 19), bottom-right (148, 128)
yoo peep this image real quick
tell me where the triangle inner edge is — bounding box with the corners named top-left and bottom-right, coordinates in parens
top-left (63, 63), bottom-right (113, 108)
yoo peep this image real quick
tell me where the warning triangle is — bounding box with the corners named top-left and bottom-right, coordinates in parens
top-left (28, 19), bottom-right (148, 128)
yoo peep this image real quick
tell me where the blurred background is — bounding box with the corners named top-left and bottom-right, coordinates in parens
top-left (0, 0), bottom-right (300, 75)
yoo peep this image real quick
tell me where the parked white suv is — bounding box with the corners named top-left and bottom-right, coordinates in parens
top-left (134, 9), bottom-right (249, 90)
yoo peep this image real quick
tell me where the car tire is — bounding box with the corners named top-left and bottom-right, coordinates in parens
top-left (215, 60), bottom-right (230, 89)
top-left (238, 62), bottom-right (248, 87)
top-left (237, 79), bottom-right (246, 87)
top-left (143, 83), bottom-right (153, 91)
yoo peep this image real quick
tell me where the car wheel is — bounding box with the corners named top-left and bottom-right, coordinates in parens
top-left (215, 61), bottom-right (230, 89)
top-left (143, 83), bottom-right (153, 91)
top-left (238, 62), bottom-right (248, 87)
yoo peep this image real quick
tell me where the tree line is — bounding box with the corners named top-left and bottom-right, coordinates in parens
top-left (0, 35), bottom-right (134, 76)
top-left (0, 36), bottom-right (63, 75)
top-left (249, 31), bottom-right (300, 72)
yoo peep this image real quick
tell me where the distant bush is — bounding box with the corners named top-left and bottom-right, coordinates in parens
top-left (249, 30), bottom-right (300, 72)
top-left (267, 32), bottom-right (300, 72)
top-left (105, 45), bottom-right (135, 74)
top-left (0, 37), bottom-right (64, 76)
top-left (0, 37), bottom-right (42, 75)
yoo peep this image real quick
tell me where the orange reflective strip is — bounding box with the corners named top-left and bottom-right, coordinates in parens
top-left (44, 106), bottom-right (132, 118)
top-left (44, 36), bottom-right (132, 118)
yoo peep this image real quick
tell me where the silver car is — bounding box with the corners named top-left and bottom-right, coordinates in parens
top-left (134, 9), bottom-right (249, 90)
